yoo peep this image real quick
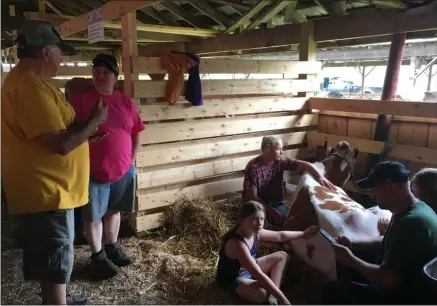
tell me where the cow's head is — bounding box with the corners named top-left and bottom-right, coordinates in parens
top-left (320, 141), bottom-right (359, 188)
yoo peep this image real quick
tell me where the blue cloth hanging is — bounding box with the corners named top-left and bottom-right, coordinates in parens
top-left (171, 51), bottom-right (203, 106)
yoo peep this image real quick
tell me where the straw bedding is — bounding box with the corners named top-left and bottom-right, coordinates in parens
top-left (1, 193), bottom-right (326, 305)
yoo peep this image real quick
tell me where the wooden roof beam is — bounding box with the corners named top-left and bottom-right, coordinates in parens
top-left (245, 0), bottom-right (292, 31)
top-left (58, 1), bottom-right (163, 37)
top-left (223, 1), bottom-right (269, 34)
top-left (139, 6), bottom-right (180, 26)
top-left (188, 0), bottom-right (234, 27)
top-left (23, 12), bottom-right (74, 24)
top-left (315, 0), bottom-right (348, 16)
top-left (283, 1), bottom-right (307, 24)
top-left (44, 1), bottom-right (65, 17)
top-left (104, 22), bottom-right (220, 37)
top-left (370, 1), bottom-right (408, 9)
top-left (178, 2), bottom-right (437, 54)
top-left (209, 0), bottom-right (252, 13)
top-left (160, 1), bottom-right (204, 28)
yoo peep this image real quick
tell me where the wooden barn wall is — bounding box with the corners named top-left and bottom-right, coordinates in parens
top-left (132, 57), bottom-right (321, 232)
top-left (308, 98), bottom-right (437, 188)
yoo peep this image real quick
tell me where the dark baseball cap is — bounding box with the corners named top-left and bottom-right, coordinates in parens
top-left (15, 20), bottom-right (75, 55)
top-left (92, 54), bottom-right (119, 76)
top-left (356, 161), bottom-right (410, 189)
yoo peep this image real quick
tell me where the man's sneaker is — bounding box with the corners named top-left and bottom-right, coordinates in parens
top-left (41, 292), bottom-right (87, 305)
top-left (90, 249), bottom-right (120, 279)
top-left (104, 242), bottom-right (133, 267)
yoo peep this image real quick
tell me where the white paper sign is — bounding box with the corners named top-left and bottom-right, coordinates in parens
top-left (88, 7), bottom-right (104, 44)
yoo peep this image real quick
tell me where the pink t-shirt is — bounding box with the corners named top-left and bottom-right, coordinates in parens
top-left (69, 89), bottom-right (145, 183)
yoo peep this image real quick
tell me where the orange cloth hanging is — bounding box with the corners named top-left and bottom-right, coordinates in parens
top-left (148, 52), bottom-right (196, 105)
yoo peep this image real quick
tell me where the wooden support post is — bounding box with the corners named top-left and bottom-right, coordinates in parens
top-left (298, 21), bottom-right (316, 97)
top-left (39, 0), bottom-right (46, 13)
top-left (381, 33), bottom-right (407, 101)
top-left (368, 32), bottom-right (407, 171)
top-left (121, 11), bottom-right (140, 234)
top-left (427, 65), bottom-right (433, 91)
top-left (121, 12), bottom-right (138, 100)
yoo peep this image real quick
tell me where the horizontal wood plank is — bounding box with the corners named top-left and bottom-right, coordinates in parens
top-left (137, 131), bottom-right (306, 167)
top-left (134, 212), bottom-right (164, 232)
top-left (137, 177), bottom-right (244, 211)
top-left (133, 79), bottom-right (319, 98)
top-left (132, 57), bottom-right (322, 74)
top-left (307, 131), bottom-right (437, 165)
top-left (137, 148), bottom-right (302, 189)
top-left (139, 96), bottom-right (309, 121)
top-left (318, 110), bottom-right (437, 124)
top-left (141, 114), bottom-right (316, 144)
top-left (310, 97), bottom-right (437, 119)
top-left (137, 154), bottom-right (254, 189)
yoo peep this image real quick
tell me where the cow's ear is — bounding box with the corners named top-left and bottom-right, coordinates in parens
top-left (353, 148), bottom-right (359, 159)
top-left (329, 147), bottom-right (335, 154)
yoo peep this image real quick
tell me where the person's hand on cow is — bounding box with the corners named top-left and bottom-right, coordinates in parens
top-left (297, 161), bottom-right (337, 191)
top-left (302, 225), bottom-right (320, 239)
top-left (318, 176), bottom-right (336, 191)
top-left (377, 218), bottom-right (390, 234)
top-left (332, 243), bottom-right (355, 266)
top-left (336, 236), bottom-right (352, 248)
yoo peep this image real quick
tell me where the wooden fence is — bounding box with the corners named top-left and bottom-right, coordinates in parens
top-left (131, 57), bottom-right (321, 233)
top-left (307, 98), bottom-right (437, 192)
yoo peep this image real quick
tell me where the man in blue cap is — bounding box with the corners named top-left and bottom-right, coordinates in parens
top-left (2, 21), bottom-right (108, 304)
top-left (323, 161), bottom-right (437, 304)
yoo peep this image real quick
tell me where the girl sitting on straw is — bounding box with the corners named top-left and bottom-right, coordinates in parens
top-left (216, 201), bottom-right (319, 305)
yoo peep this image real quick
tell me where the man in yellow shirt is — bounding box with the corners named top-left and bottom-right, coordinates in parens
top-left (2, 21), bottom-right (108, 305)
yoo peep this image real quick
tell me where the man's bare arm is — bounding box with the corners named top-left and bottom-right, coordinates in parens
top-left (36, 101), bottom-right (108, 155)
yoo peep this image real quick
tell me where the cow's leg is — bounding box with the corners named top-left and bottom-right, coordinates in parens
top-left (289, 233), bottom-right (337, 280)
top-left (284, 188), bottom-right (319, 231)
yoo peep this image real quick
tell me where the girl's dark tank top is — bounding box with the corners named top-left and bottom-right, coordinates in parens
top-left (215, 228), bottom-right (259, 287)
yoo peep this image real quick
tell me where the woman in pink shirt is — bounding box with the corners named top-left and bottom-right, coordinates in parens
top-left (69, 54), bottom-right (145, 279)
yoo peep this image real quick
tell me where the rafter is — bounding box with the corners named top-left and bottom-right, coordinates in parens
top-left (188, 0), bottom-right (233, 27)
top-left (58, 1), bottom-right (163, 37)
top-left (224, 1), bottom-right (269, 34)
top-left (283, 1), bottom-right (307, 24)
top-left (44, 1), bottom-right (66, 17)
top-left (245, 0), bottom-right (292, 31)
top-left (370, 1), bottom-right (408, 9)
top-left (23, 12), bottom-right (74, 24)
top-left (315, 0), bottom-right (347, 16)
top-left (161, 1), bottom-right (204, 28)
top-left (209, 0), bottom-right (251, 13)
top-left (104, 22), bottom-right (220, 37)
top-left (140, 6), bottom-right (180, 26)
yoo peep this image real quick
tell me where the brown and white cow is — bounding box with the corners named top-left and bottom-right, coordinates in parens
top-left (284, 141), bottom-right (392, 279)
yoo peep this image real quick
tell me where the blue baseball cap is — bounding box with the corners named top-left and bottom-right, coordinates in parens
top-left (356, 161), bottom-right (410, 189)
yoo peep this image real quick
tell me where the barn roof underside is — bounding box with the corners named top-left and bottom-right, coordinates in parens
top-left (2, 0), bottom-right (437, 61)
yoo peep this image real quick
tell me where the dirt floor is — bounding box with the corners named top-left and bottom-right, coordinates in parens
top-left (1, 195), bottom-right (327, 305)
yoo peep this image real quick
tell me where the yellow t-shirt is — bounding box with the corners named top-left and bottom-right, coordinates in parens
top-left (1, 62), bottom-right (90, 214)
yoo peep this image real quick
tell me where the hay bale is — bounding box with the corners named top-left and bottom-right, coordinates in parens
top-left (161, 194), bottom-right (241, 260)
